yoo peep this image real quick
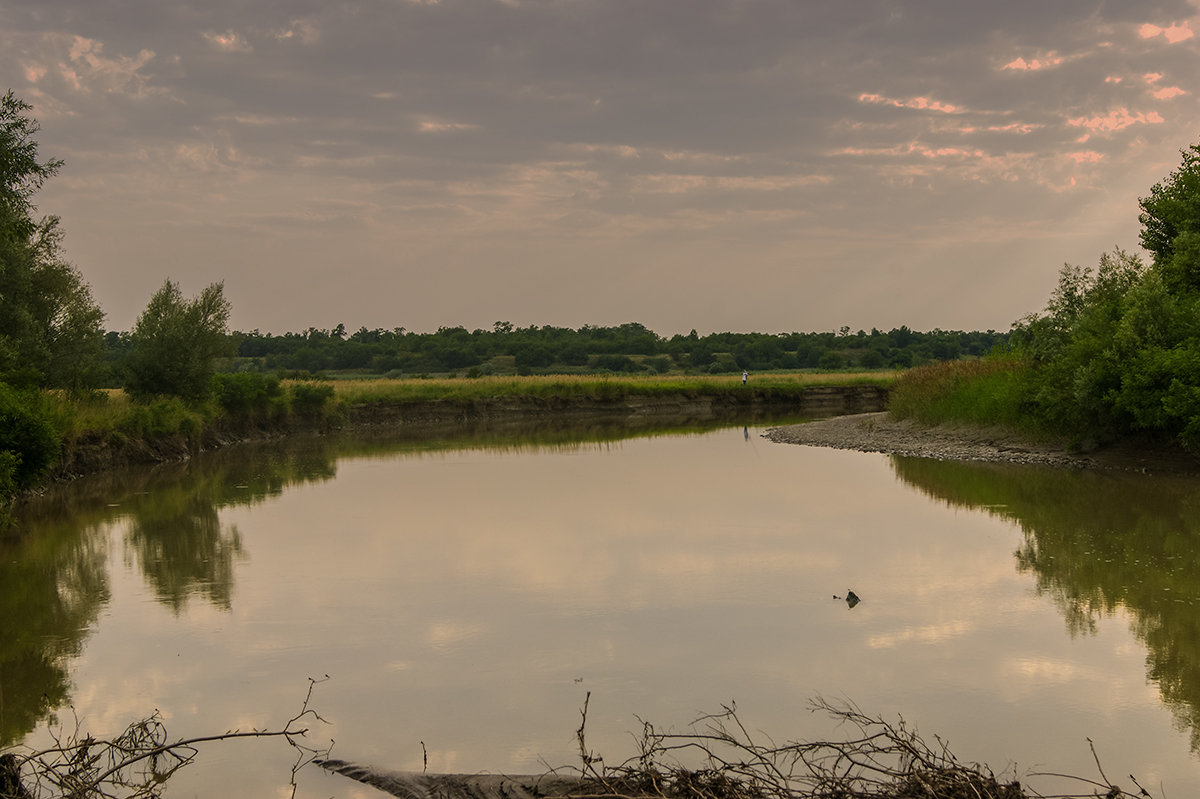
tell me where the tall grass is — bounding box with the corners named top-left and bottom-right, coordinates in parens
top-left (888, 358), bottom-right (1038, 432)
top-left (330, 371), bottom-right (897, 404)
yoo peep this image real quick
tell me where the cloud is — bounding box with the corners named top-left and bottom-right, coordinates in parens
top-left (1153, 86), bottom-right (1188, 99)
top-left (274, 19), bottom-right (320, 44)
top-left (6, 0), bottom-right (1200, 334)
top-left (19, 34), bottom-right (160, 99)
top-left (858, 93), bottom-right (964, 114)
top-left (1002, 54), bottom-right (1065, 71)
top-left (1068, 108), bottom-right (1166, 133)
top-left (202, 29), bottom-right (252, 53)
top-left (1139, 21), bottom-right (1195, 43)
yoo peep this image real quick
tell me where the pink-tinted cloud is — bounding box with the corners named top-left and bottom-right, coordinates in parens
top-left (858, 93), bottom-right (962, 114)
top-left (1153, 86), bottom-right (1187, 99)
top-left (202, 30), bottom-right (253, 53)
top-left (1143, 72), bottom-right (1164, 83)
top-left (1068, 107), bottom-right (1165, 132)
top-left (1139, 21), bottom-right (1195, 43)
top-left (1002, 54), bottom-right (1064, 71)
top-left (988, 122), bottom-right (1037, 134)
top-left (1067, 151), bottom-right (1104, 163)
top-left (1105, 76), bottom-right (1123, 84)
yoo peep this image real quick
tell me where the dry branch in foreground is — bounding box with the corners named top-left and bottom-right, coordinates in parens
top-left (0, 676), bottom-right (332, 799)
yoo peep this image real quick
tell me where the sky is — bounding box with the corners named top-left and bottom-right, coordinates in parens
top-left (5, 0), bottom-right (1200, 336)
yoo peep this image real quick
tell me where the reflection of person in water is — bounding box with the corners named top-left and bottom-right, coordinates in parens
top-left (744, 426), bottom-right (749, 441)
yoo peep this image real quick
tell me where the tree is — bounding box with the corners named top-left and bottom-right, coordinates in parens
top-left (1139, 142), bottom-right (1200, 292)
top-left (124, 281), bottom-right (232, 401)
top-left (0, 90), bottom-right (63, 242)
top-left (0, 91), bottom-right (104, 391)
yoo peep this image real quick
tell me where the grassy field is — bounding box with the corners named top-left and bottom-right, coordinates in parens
top-left (328, 371), bottom-right (898, 404)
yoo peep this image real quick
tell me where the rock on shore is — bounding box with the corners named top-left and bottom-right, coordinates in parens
top-left (765, 412), bottom-right (1200, 475)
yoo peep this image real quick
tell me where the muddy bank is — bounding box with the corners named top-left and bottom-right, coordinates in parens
top-left (766, 412), bottom-right (1200, 475)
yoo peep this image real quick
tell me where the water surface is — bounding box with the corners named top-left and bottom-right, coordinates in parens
top-left (4, 422), bottom-right (1200, 797)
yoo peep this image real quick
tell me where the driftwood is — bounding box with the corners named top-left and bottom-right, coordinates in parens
top-left (315, 762), bottom-right (600, 799)
top-left (317, 696), bottom-right (1159, 799)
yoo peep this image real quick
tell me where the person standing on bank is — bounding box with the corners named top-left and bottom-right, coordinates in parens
top-left (742, 370), bottom-right (749, 385)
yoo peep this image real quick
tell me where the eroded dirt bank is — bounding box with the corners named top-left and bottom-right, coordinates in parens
top-left (765, 412), bottom-right (1200, 475)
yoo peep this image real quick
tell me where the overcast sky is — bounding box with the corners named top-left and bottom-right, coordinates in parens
top-left (5, 0), bottom-right (1200, 335)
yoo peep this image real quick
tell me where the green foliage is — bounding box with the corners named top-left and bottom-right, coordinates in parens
top-left (124, 281), bottom-right (232, 402)
top-left (592, 354), bottom-right (642, 373)
top-left (222, 322), bottom-right (1006, 378)
top-left (0, 91), bottom-right (63, 241)
top-left (817, 350), bottom-right (845, 370)
top-left (288, 381), bottom-right (335, 417)
top-left (1139, 142), bottom-right (1200, 292)
top-left (888, 358), bottom-right (1035, 431)
top-left (0, 450), bottom-right (18, 500)
top-left (858, 349), bottom-right (887, 369)
top-left (0, 383), bottom-right (61, 494)
top-left (213, 372), bottom-right (284, 418)
top-left (0, 92), bottom-right (105, 393)
top-left (1009, 249), bottom-right (1147, 441)
top-left (998, 138), bottom-right (1200, 452)
top-left (117, 396), bottom-right (207, 440)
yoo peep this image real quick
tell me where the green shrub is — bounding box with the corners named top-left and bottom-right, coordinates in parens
top-left (289, 382), bottom-right (335, 417)
top-left (818, 351), bottom-right (845, 370)
top-left (0, 450), bottom-right (19, 500)
top-left (0, 384), bottom-right (62, 492)
top-left (591, 354), bottom-right (642, 373)
top-left (213, 372), bottom-right (284, 416)
top-left (118, 396), bottom-right (207, 441)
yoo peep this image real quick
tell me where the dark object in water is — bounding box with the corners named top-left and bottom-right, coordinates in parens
top-left (833, 589), bottom-right (861, 608)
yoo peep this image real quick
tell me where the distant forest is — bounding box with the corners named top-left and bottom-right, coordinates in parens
top-left (102, 323), bottom-right (1010, 379)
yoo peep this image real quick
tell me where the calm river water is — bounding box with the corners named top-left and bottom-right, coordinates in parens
top-left (4, 418), bottom-right (1200, 797)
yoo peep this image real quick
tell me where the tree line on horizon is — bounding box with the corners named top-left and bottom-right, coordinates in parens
top-left (97, 322), bottom-right (1009, 380)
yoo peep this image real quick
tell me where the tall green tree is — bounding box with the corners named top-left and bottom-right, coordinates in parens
top-left (0, 90), bottom-right (104, 391)
top-left (1139, 142), bottom-right (1200, 292)
top-left (124, 280), bottom-right (232, 401)
top-left (1011, 139), bottom-right (1200, 451)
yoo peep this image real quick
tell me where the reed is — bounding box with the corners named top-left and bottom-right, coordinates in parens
top-left (887, 358), bottom-right (1038, 432)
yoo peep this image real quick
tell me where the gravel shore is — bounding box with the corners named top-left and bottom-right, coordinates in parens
top-left (765, 412), bottom-right (1200, 475)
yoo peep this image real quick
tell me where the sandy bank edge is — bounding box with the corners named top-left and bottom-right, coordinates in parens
top-left (765, 412), bottom-right (1200, 475)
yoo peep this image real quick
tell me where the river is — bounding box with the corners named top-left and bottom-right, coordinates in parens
top-left (3, 418), bottom-right (1199, 797)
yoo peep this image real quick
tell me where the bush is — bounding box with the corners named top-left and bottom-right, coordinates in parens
top-left (213, 372), bottom-right (284, 417)
top-left (0, 384), bottom-right (61, 494)
top-left (118, 396), bottom-right (206, 441)
top-left (592, 354), bottom-right (642, 373)
top-left (0, 450), bottom-right (19, 500)
top-left (289, 382), bottom-right (335, 417)
top-left (817, 351), bottom-right (845, 370)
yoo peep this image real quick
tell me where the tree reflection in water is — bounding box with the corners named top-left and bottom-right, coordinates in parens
top-left (0, 436), bottom-right (341, 746)
top-left (891, 455), bottom-right (1200, 750)
top-left (0, 521), bottom-right (108, 746)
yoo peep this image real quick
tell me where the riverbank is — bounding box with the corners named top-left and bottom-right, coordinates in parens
top-left (766, 411), bottom-right (1200, 475)
top-left (39, 383), bottom-right (890, 486)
